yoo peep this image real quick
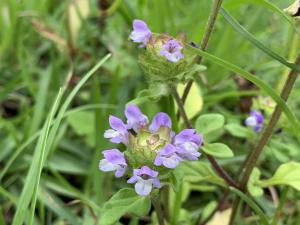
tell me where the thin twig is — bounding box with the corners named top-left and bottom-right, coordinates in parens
top-left (229, 54), bottom-right (300, 225)
top-left (205, 154), bottom-right (238, 188)
top-left (178, 0), bottom-right (223, 120)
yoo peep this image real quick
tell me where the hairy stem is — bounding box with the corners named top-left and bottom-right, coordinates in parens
top-left (229, 54), bottom-right (300, 224)
top-left (179, 0), bottom-right (223, 114)
top-left (170, 84), bottom-right (238, 188)
top-left (151, 195), bottom-right (165, 225)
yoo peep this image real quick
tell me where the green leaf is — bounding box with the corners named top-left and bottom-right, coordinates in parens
top-left (181, 161), bottom-right (225, 186)
top-left (186, 45), bottom-right (300, 142)
top-left (67, 111), bottom-right (95, 146)
top-left (261, 162), bottom-right (300, 191)
top-left (201, 143), bottom-right (234, 158)
top-left (100, 188), bottom-right (151, 225)
top-left (195, 113), bottom-right (225, 136)
top-left (225, 123), bottom-right (254, 139)
top-left (248, 168), bottom-right (264, 197)
top-left (128, 83), bottom-right (169, 105)
top-left (169, 166), bottom-right (185, 193)
top-left (176, 83), bottom-right (203, 120)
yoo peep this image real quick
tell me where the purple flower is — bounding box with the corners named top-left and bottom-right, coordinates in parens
top-left (245, 110), bottom-right (264, 132)
top-left (104, 115), bottom-right (129, 145)
top-left (149, 112), bottom-right (172, 133)
top-left (127, 166), bottom-right (161, 196)
top-left (99, 149), bottom-right (127, 177)
top-left (125, 105), bottom-right (149, 132)
top-left (129, 19), bottom-right (152, 47)
top-left (172, 129), bottom-right (202, 160)
top-left (160, 39), bottom-right (184, 62)
top-left (154, 144), bottom-right (183, 168)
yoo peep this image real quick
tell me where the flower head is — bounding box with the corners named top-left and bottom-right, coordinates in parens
top-left (159, 39), bottom-right (184, 62)
top-left (100, 104), bottom-right (202, 196)
top-left (104, 115), bottom-right (129, 145)
top-left (245, 110), bottom-right (264, 132)
top-left (99, 149), bottom-right (127, 177)
top-left (129, 19), bottom-right (152, 47)
top-left (127, 166), bottom-right (161, 196)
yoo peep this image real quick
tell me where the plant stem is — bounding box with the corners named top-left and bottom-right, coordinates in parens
top-left (179, 0), bottom-right (223, 111)
top-left (171, 184), bottom-right (183, 225)
top-left (170, 84), bottom-right (192, 128)
top-left (206, 154), bottom-right (238, 188)
top-left (229, 54), bottom-right (300, 225)
top-left (152, 195), bottom-right (165, 225)
top-left (170, 84), bottom-right (238, 188)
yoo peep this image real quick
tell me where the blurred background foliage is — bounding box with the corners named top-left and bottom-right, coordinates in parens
top-left (0, 0), bottom-right (300, 224)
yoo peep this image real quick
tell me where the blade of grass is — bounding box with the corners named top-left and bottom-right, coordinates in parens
top-left (220, 8), bottom-right (300, 73)
top-left (187, 45), bottom-right (300, 141)
top-left (11, 54), bottom-right (111, 225)
top-left (0, 103), bottom-right (115, 181)
top-left (12, 88), bottom-right (65, 225)
top-left (229, 187), bottom-right (270, 225)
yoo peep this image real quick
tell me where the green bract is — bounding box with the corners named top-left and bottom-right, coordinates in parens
top-left (125, 126), bottom-right (172, 171)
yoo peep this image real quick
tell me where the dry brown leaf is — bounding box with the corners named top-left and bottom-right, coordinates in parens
top-left (31, 18), bottom-right (68, 52)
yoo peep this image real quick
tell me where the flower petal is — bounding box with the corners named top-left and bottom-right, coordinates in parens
top-left (115, 166), bottom-right (126, 177)
top-left (103, 149), bottom-right (126, 165)
top-left (99, 159), bottom-right (117, 172)
top-left (129, 19), bottom-right (152, 45)
top-left (174, 129), bottom-right (202, 146)
top-left (149, 112), bottom-right (172, 133)
top-left (134, 179), bottom-right (153, 196)
top-left (125, 104), bottom-right (149, 132)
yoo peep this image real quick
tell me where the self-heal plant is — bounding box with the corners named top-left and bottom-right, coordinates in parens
top-left (99, 104), bottom-right (202, 196)
top-left (245, 110), bottom-right (264, 132)
top-left (129, 19), bottom-right (200, 84)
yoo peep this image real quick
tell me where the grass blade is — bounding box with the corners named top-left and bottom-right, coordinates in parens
top-left (11, 54), bottom-right (111, 225)
top-left (229, 187), bottom-right (270, 225)
top-left (220, 8), bottom-right (300, 73)
top-left (12, 88), bottom-right (65, 225)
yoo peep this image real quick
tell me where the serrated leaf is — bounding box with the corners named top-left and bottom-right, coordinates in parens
top-left (195, 114), bottom-right (225, 138)
top-left (100, 188), bottom-right (151, 225)
top-left (201, 143), bottom-right (234, 158)
top-left (261, 162), bottom-right (300, 191)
